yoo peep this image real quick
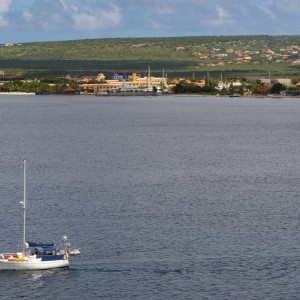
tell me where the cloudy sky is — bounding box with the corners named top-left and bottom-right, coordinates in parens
top-left (1, 0), bottom-right (300, 43)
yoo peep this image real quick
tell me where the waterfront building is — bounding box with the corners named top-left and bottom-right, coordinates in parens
top-left (246, 76), bottom-right (291, 85)
top-left (79, 76), bottom-right (167, 93)
top-left (112, 72), bottom-right (140, 81)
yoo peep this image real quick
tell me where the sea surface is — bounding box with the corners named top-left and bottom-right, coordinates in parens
top-left (0, 95), bottom-right (300, 299)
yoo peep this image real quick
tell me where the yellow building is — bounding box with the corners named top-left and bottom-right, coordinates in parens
top-left (79, 76), bottom-right (167, 93)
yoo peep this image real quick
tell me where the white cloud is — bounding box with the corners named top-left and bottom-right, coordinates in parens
top-left (72, 4), bottom-right (121, 30)
top-left (0, 0), bottom-right (12, 13)
top-left (275, 0), bottom-right (300, 14)
top-left (216, 6), bottom-right (230, 19)
top-left (40, 13), bottom-right (66, 31)
top-left (205, 5), bottom-right (235, 28)
top-left (0, 0), bottom-right (12, 27)
top-left (155, 6), bottom-right (176, 16)
top-left (22, 10), bottom-right (33, 22)
top-left (27, 0), bottom-right (122, 31)
top-left (0, 15), bottom-right (7, 26)
top-left (3, 0), bottom-right (300, 42)
top-left (255, 1), bottom-right (276, 20)
top-left (58, 0), bottom-right (69, 11)
top-left (5, 0), bottom-right (122, 34)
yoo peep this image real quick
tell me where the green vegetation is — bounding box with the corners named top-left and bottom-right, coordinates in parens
top-left (1, 35), bottom-right (300, 78)
top-left (0, 78), bottom-right (79, 94)
top-left (172, 82), bottom-right (216, 94)
top-left (270, 82), bottom-right (286, 94)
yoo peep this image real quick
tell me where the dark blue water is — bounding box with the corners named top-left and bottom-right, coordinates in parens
top-left (0, 95), bottom-right (300, 299)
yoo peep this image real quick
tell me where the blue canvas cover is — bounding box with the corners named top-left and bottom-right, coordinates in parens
top-left (41, 254), bottom-right (65, 261)
top-left (41, 246), bottom-right (56, 252)
top-left (27, 241), bottom-right (55, 247)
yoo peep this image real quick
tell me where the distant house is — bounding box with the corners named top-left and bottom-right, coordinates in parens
top-left (112, 72), bottom-right (140, 81)
top-left (81, 73), bottom-right (106, 82)
top-left (245, 77), bottom-right (291, 85)
top-left (215, 54), bottom-right (227, 58)
top-left (81, 76), bottom-right (97, 82)
top-left (273, 78), bottom-right (292, 85)
top-left (96, 73), bottom-right (105, 81)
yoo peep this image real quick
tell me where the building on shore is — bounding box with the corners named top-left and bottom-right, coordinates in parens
top-left (112, 72), bottom-right (140, 81)
top-left (80, 73), bottom-right (106, 82)
top-left (79, 76), bottom-right (167, 94)
top-left (245, 76), bottom-right (292, 85)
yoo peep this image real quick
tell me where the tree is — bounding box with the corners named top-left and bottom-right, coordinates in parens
top-left (270, 82), bottom-right (285, 94)
top-left (173, 83), bottom-right (188, 94)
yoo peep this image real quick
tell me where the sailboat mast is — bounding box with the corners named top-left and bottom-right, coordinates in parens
top-left (22, 159), bottom-right (26, 255)
top-left (147, 65), bottom-right (151, 90)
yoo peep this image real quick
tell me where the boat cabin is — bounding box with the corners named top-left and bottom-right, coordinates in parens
top-left (27, 242), bottom-right (65, 261)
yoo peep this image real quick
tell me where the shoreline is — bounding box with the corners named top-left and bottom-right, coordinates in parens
top-left (0, 92), bottom-right (36, 95)
top-left (0, 92), bottom-right (299, 99)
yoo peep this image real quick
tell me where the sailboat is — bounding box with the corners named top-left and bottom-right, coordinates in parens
top-left (0, 160), bottom-right (69, 270)
top-left (145, 65), bottom-right (153, 92)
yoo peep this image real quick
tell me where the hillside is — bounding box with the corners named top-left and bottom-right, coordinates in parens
top-left (1, 35), bottom-right (300, 78)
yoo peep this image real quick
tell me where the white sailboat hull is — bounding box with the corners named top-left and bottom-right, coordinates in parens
top-left (0, 257), bottom-right (69, 270)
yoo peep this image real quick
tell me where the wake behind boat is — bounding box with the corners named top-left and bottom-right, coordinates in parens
top-left (0, 160), bottom-right (69, 270)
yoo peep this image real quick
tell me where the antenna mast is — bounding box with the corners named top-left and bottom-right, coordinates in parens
top-left (22, 159), bottom-right (26, 255)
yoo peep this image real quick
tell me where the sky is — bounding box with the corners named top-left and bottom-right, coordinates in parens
top-left (1, 0), bottom-right (300, 43)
